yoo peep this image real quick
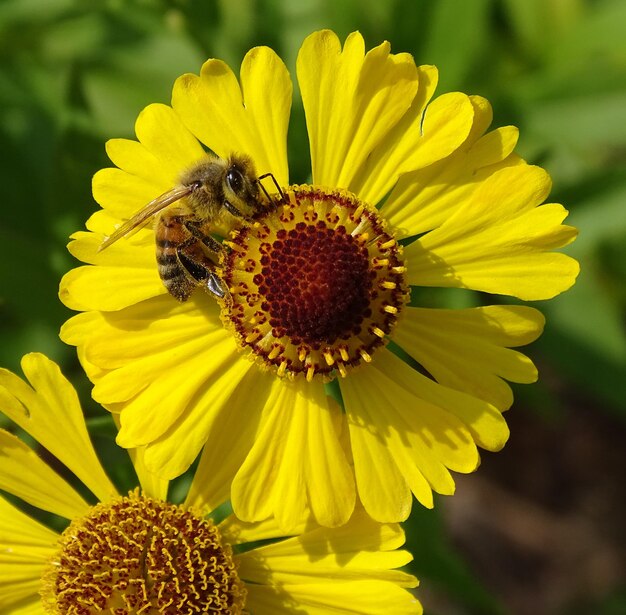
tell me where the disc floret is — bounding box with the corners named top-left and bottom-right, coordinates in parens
top-left (41, 491), bottom-right (246, 615)
top-left (220, 185), bottom-right (409, 381)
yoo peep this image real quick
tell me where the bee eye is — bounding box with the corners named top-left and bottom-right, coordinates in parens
top-left (226, 167), bottom-right (245, 195)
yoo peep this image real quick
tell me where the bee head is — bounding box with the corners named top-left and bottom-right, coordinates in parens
top-left (223, 154), bottom-right (261, 216)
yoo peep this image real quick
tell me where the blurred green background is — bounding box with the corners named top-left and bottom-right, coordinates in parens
top-left (1, 0), bottom-right (625, 613)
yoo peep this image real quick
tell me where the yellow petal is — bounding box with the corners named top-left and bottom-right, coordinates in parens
top-left (0, 430), bottom-right (90, 519)
top-left (340, 375), bottom-right (415, 520)
top-left (131, 103), bottom-right (207, 182)
top-left (79, 296), bottom-right (220, 406)
top-left (393, 305), bottom-right (544, 409)
top-left (92, 167), bottom-right (165, 218)
top-left (232, 379), bottom-right (355, 530)
top-left (172, 46), bottom-right (291, 186)
top-left (381, 96), bottom-right (520, 236)
top-left (354, 90), bottom-right (475, 206)
top-left (0, 494), bottom-right (59, 552)
top-left (111, 416), bottom-right (169, 502)
top-left (186, 370), bottom-right (274, 512)
top-left (344, 360), bottom-right (477, 505)
top-left (67, 230), bottom-right (154, 268)
top-left (0, 585), bottom-right (43, 615)
top-left (60, 310), bottom-right (107, 348)
top-left (238, 510), bottom-right (415, 587)
top-left (239, 546), bottom-right (413, 587)
top-left (0, 598), bottom-right (46, 615)
top-left (246, 580), bottom-right (422, 615)
top-left (0, 354), bottom-right (117, 504)
top-left (140, 350), bottom-right (253, 479)
top-left (405, 165), bottom-right (580, 299)
top-left (373, 348), bottom-right (509, 453)
top-left (219, 514), bottom-right (311, 547)
top-left (113, 332), bottom-right (237, 446)
top-left (297, 30), bottom-right (419, 190)
top-left (126, 446), bottom-right (169, 502)
top-left (59, 264), bottom-right (164, 312)
top-left (84, 295), bottom-right (216, 369)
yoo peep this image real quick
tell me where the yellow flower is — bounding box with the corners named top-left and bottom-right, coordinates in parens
top-left (59, 30), bottom-right (579, 528)
top-left (0, 353), bottom-right (420, 614)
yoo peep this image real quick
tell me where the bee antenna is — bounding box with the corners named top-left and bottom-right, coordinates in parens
top-left (257, 173), bottom-right (284, 204)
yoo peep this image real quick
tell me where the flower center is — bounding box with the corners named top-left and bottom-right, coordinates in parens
top-left (41, 491), bottom-right (246, 615)
top-left (220, 185), bottom-right (408, 381)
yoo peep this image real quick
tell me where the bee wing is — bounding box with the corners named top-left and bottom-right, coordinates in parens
top-left (98, 185), bottom-right (194, 252)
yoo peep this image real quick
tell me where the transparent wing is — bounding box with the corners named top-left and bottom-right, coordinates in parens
top-left (98, 184), bottom-right (194, 252)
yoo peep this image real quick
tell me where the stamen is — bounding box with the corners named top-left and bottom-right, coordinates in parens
top-left (360, 349), bottom-right (372, 363)
top-left (372, 326), bottom-right (386, 338)
top-left (268, 346), bottom-right (281, 360)
top-left (277, 361), bottom-right (288, 377)
top-left (245, 331), bottom-right (261, 343)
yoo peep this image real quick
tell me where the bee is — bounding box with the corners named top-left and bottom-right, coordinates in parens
top-left (99, 153), bottom-right (280, 302)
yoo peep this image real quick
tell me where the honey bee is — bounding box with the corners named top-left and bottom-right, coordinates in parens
top-left (99, 153), bottom-right (280, 302)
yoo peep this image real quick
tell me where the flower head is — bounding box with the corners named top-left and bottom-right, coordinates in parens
top-left (59, 30), bottom-right (579, 528)
top-left (0, 353), bottom-right (420, 614)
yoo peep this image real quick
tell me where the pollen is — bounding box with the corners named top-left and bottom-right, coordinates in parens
top-left (220, 185), bottom-right (409, 380)
top-left (41, 491), bottom-right (246, 615)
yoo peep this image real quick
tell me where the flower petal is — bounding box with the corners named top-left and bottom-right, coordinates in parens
top-left (297, 30), bottom-right (419, 189)
top-left (0, 494), bottom-right (57, 612)
top-left (0, 494), bottom-right (59, 551)
top-left (342, 349), bottom-right (489, 517)
top-left (393, 305), bottom-right (544, 409)
top-left (113, 331), bottom-right (239, 447)
top-left (219, 515), bottom-right (311, 547)
top-left (104, 330), bottom-right (229, 427)
top-left (381, 96), bottom-right (521, 236)
top-left (246, 580), bottom-right (422, 615)
top-left (59, 264), bottom-right (165, 312)
top-left (237, 510), bottom-right (415, 587)
top-left (0, 430), bottom-right (90, 519)
top-left (140, 350), bottom-right (253, 479)
top-left (186, 370), bottom-right (274, 512)
top-left (373, 348), bottom-right (509, 453)
top-left (92, 167), bottom-right (165, 218)
top-left (172, 46), bottom-right (291, 185)
top-left (131, 103), bottom-right (207, 182)
top-left (0, 599), bottom-right (46, 615)
top-left (0, 354), bottom-right (117, 504)
top-left (405, 164), bottom-right (580, 299)
top-left (232, 379), bottom-right (355, 530)
top-left (67, 230), bottom-right (154, 268)
top-left (353, 90), bottom-right (475, 206)
top-left (111, 416), bottom-right (169, 502)
top-left (340, 375), bottom-right (415, 520)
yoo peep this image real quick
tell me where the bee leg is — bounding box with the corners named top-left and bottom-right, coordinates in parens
top-left (175, 239), bottom-right (229, 300)
top-left (183, 220), bottom-right (223, 254)
top-left (257, 172), bottom-right (285, 202)
top-left (206, 272), bottom-right (227, 299)
top-left (223, 200), bottom-right (243, 218)
top-left (177, 224), bottom-right (230, 300)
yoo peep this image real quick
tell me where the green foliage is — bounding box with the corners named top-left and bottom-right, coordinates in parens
top-left (1, 1), bottom-right (624, 613)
